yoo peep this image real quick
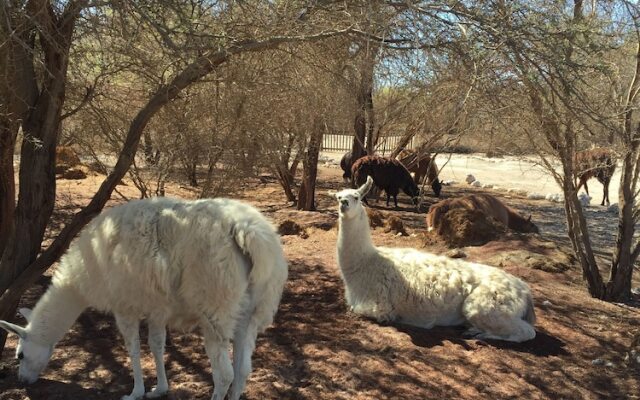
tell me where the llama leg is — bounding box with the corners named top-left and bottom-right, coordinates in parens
top-left (115, 315), bottom-right (145, 400)
top-left (229, 315), bottom-right (258, 400)
top-left (462, 293), bottom-right (536, 343)
top-left (146, 320), bottom-right (169, 398)
top-left (386, 192), bottom-right (391, 207)
top-left (202, 319), bottom-right (234, 400)
top-left (583, 180), bottom-right (590, 196)
top-left (603, 178), bottom-right (610, 206)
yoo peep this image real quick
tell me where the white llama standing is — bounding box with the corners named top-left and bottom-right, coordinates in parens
top-left (335, 177), bottom-right (536, 342)
top-left (0, 197), bottom-right (288, 400)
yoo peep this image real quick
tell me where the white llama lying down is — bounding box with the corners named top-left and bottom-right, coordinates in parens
top-left (0, 197), bottom-right (288, 400)
top-left (335, 177), bottom-right (536, 343)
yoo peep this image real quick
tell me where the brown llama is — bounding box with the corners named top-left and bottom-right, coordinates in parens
top-left (398, 149), bottom-right (442, 197)
top-left (351, 155), bottom-right (420, 208)
top-left (574, 148), bottom-right (617, 206)
top-left (426, 193), bottom-right (539, 234)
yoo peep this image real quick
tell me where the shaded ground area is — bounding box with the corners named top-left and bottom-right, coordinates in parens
top-left (1, 164), bottom-right (639, 399)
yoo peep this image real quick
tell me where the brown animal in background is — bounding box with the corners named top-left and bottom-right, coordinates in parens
top-left (351, 155), bottom-right (420, 208)
top-left (574, 148), bottom-right (617, 206)
top-left (399, 149), bottom-right (442, 197)
top-left (426, 193), bottom-right (539, 234)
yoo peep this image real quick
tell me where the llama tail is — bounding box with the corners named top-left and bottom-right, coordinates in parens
top-left (232, 219), bottom-right (288, 333)
top-left (523, 294), bottom-right (536, 325)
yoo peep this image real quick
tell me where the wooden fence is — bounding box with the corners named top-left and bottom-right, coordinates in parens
top-left (321, 133), bottom-right (416, 155)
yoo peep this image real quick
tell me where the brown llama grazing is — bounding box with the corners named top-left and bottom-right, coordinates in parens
top-left (574, 148), bottom-right (617, 206)
top-left (351, 155), bottom-right (420, 208)
top-left (426, 193), bottom-right (539, 234)
top-left (399, 149), bottom-right (442, 197)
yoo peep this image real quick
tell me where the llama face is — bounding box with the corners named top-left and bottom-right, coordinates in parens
top-left (15, 336), bottom-right (54, 384)
top-left (335, 189), bottom-right (362, 219)
top-left (0, 320), bottom-right (53, 384)
top-left (336, 176), bottom-right (373, 219)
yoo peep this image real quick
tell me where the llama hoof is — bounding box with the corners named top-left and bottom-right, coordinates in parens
top-left (145, 386), bottom-right (169, 398)
top-left (121, 392), bottom-right (144, 400)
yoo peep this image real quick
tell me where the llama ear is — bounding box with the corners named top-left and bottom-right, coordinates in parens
top-left (357, 176), bottom-right (374, 197)
top-left (18, 308), bottom-right (33, 323)
top-left (0, 320), bottom-right (27, 338)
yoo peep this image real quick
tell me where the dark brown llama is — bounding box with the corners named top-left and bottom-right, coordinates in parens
top-left (574, 148), bottom-right (617, 206)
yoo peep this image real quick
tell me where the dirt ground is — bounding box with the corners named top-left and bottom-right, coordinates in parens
top-left (1, 164), bottom-right (639, 400)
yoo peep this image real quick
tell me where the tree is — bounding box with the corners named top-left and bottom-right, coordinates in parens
top-left (0, 0), bottom-right (352, 352)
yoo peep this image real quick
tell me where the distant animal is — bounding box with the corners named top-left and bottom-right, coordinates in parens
top-left (340, 152), bottom-right (355, 182)
top-left (335, 177), bottom-right (537, 343)
top-left (398, 149), bottom-right (442, 197)
top-left (0, 197), bottom-right (288, 400)
top-left (574, 148), bottom-right (617, 206)
top-left (426, 193), bottom-right (539, 234)
top-left (351, 155), bottom-right (420, 208)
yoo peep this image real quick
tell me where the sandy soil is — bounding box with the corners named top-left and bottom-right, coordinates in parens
top-left (0, 163), bottom-right (639, 400)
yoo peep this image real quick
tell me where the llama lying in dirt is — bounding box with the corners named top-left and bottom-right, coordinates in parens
top-left (351, 155), bottom-right (420, 208)
top-left (335, 177), bottom-right (536, 342)
top-left (0, 197), bottom-right (288, 400)
top-left (426, 193), bottom-right (539, 234)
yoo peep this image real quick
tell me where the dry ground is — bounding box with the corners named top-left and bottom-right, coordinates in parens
top-left (0, 164), bottom-right (639, 400)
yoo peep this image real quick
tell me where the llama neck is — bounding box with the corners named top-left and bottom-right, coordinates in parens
top-left (28, 283), bottom-right (87, 346)
top-left (337, 208), bottom-right (376, 271)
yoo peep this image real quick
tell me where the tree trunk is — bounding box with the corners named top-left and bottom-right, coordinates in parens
top-left (298, 120), bottom-right (324, 211)
top-left (0, 120), bottom-right (17, 257)
top-left (606, 145), bottom-right (638, 301)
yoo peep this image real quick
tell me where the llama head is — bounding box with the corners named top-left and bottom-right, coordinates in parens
top-left (0, 308), bottom-right (54, 384)
top-left (521, 215), bottom-right (540, 234)
top-left (403, 180), bottom-right (420, 205)
top-left (335, 176), bottom-right (373, 219)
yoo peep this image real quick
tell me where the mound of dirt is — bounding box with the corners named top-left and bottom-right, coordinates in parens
top-left (482, 245), bottom-right (575, 273)
top-left (432, 208), bottom-right (506, 247)
top-left (278, 219), bottom-right (308, 238)
top-left (385, 215), bottom-right (408, 236)
top-left (366, 208), bottom-right (385, 228)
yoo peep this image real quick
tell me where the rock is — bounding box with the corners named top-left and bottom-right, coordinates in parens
top-left (631, 287), bottom-right (640, 296)
top-left (578, 193), bottom-right (591, 207)
top-left (446, 249), bottom-right (467, 259)
top-left (527, 193), bottom-right (545, 200)
top-left (542, 300), bottom-right (552, 307)
top-left (605, 361), bottom-right (615, 368)
top-left (482, 183), bottom-right (493, 189)
top-left (465, 174), bottom-right (476, 184)
top-left (385, 216), bottom-right (408, 236)
top-left (60, 165), bottom-right (89, 180)
top-left (592, 358), bottom-right (605, 366)
top-left (484, 248), bottom-right (574, 273)
top-left (471, 180), bottom-right (482, 187)
top-left (608, 203), bottom-right (619, 213)
top-left (442, 180), bottom-right (456, 186)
